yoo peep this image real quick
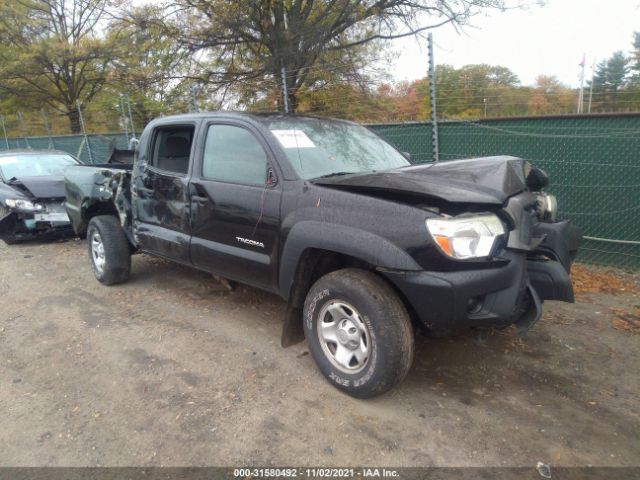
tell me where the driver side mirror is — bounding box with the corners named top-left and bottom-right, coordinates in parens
top-left (402, 152), bottom-right (412, 161)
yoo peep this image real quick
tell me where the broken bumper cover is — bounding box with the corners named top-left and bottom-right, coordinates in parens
top-left (382, 251), bottom-right (539, 335)
top-left (0, 208), bottom-right (72, 240)
top-left (382, 221), bottom-right (581, 335)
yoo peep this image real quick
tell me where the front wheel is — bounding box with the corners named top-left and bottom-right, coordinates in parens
top-left (303, 268), bottom-right (414, 398)
top-left (87, 215), bottom-right (131, 285)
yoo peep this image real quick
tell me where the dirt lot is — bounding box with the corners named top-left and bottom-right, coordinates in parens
top-left (0, 238), bottom-right (638, 467)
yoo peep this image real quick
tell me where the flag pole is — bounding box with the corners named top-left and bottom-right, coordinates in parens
top-left (587, 58), bottom-right (596, 113)
top-left (577, 54), bottom-right (586, 114)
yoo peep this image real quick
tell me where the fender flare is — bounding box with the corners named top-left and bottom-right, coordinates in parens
top-left (278, 220), bottom-right (421, 299)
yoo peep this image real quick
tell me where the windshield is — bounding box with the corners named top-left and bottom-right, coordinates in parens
top-left (259, 117), bottom-right (410, 179)
top-left (0, 153), bottom-right (79, 179)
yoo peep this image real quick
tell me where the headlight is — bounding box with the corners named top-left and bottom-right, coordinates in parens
top-left (426, 214), bottom-right (506, 259)
top-left (5, 198), bottom-right (45, 212)
top-left (537, 193), bottom-right (557, 222)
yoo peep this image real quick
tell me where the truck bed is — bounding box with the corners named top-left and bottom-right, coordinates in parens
top-left (64, 164), bottom-right (133, 235)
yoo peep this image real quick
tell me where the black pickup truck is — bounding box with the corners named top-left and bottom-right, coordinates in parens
top-left (64, 112), bottom-right (581, 398)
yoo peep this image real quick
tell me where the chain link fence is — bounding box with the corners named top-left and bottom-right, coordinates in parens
top-left (0, 133), bottom-right (130, 164)
top-left (0, 113), bottom-right (638, 270)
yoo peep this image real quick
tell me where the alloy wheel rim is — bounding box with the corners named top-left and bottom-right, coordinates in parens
top-left (317, 300), bottom-right (371, 374)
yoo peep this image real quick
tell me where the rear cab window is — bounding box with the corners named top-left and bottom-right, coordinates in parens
top-left (150, 126), bottom-right (195, 175)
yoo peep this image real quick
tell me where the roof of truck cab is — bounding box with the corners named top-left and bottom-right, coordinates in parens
top-left (147, 111), bottom-right (357, 125)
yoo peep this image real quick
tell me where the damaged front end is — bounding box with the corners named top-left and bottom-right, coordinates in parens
top-left (0, 179), bottom-right (72, 243)
top-left (501, 185), bottom-right (581, 333)
top-left (374, 158), bottom-right (581, 337)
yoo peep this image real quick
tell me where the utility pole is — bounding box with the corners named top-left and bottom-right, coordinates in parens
top-left (0, 115), bottom-right (9, 149)
top-left (427, 32), bottom-right (439, 163)
top-left (76, 101), bottom-right (93, 164)
top-left (281, 65), bottom-right (290, 114)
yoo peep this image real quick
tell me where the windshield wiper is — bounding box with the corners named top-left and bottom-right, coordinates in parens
top-left (313, 172), bottom-right (356, 179)
top-left (313, 170), bottom-right (378, 180)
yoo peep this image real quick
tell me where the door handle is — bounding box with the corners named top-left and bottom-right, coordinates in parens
top-left (134, 185), bottom-right (154, 195)
top-left (192, 195), bottom-right (208, 203)
top-left (189, 183), bottom-right (209, 203)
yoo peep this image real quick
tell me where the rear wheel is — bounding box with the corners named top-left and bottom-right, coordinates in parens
top-left (87, 215), bottom-right (131, 285)
top-left (303, 268), bottom-right (414, 398)
top-left (2, 237), bottom-right (23, 245)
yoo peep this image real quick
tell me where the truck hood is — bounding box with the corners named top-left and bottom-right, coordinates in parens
top-left (312, 156), bottom-right (531, 205)
top-left (2, 175), bottom-right (66, 200)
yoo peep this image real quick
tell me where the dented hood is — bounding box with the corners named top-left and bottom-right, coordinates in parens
top-left (4, 175), bottom-right (66, 200)
top-left (312, 156), bottom-right (530, 205)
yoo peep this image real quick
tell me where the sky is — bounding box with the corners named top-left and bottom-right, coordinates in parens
top-left (389, 0), bottom-right (640, 87)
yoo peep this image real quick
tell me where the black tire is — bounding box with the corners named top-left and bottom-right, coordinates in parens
top-left (2, 237), bottom-right (23, 245)
top-left (86, 215), bottom-right (131, 285)
top-left (303, 268), bottom-right (414, 398)
top-left (0, 205), bottom-right (25, 245)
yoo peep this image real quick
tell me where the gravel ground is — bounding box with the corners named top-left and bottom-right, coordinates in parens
top-left (0, 238), bottom-right (638, 467)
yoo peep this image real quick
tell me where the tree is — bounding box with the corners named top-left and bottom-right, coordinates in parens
top-left (0, 0), bottom-right (121, 133)
top-left (527, 75), bottom-right (574, 115)
top-left (173, 0), bottom-right (506, 113)
top-left (591, 51), bottom-right (630, 111)
top-left (431, 63), bottom-right (523, 118)
top-left (105, 5), bottom-right (194, 128)
top-left (629, 32), bottom-right (640, 85)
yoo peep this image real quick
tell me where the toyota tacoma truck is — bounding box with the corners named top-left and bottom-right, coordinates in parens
top-left (64, 112), bottom-right (581, 398)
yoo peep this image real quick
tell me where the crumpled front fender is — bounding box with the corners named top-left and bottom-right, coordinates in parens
top-left (527, 220), bottom-right (582, 303)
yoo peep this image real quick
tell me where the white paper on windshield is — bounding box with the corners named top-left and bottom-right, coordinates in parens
top-left (272, 130), bottom-right (316, 149)
top-left (0, 157), bottom-right (18, 165)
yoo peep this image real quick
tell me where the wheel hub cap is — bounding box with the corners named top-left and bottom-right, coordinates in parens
top-left (337, 319), bottom-right (360, 349)
top-left (91, 231), bottom-right (105, 274)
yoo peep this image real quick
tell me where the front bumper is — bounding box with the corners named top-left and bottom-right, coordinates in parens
top-left (0, 208), bottom-right (72, 240)
top-left (382, 251), bottom-right (534, 335)
top-left (382, 220), bottom-right (581, 336)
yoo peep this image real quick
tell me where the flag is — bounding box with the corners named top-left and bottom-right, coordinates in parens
top-left (579, 54), bottom-right (586, 67)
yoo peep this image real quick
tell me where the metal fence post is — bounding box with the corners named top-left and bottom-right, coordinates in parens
top-left (41, 108), bottom-right (53, 149)
top-left (76, 100), bottom-right (94, 164)
top-left (125, 93), bottom-right (136, 139)
top-left (428, 33), bottom-right (439, 163)
top-left (281, 65), bottom-right (290, 114)
top-left (17, 111), bottom-right (31, 149)
top-left (190, 84), bottom-right (199, 113)
top-left (119, 94), bottom-right (130, 144)
top-left (0, 115), bottom-right (9, 149)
